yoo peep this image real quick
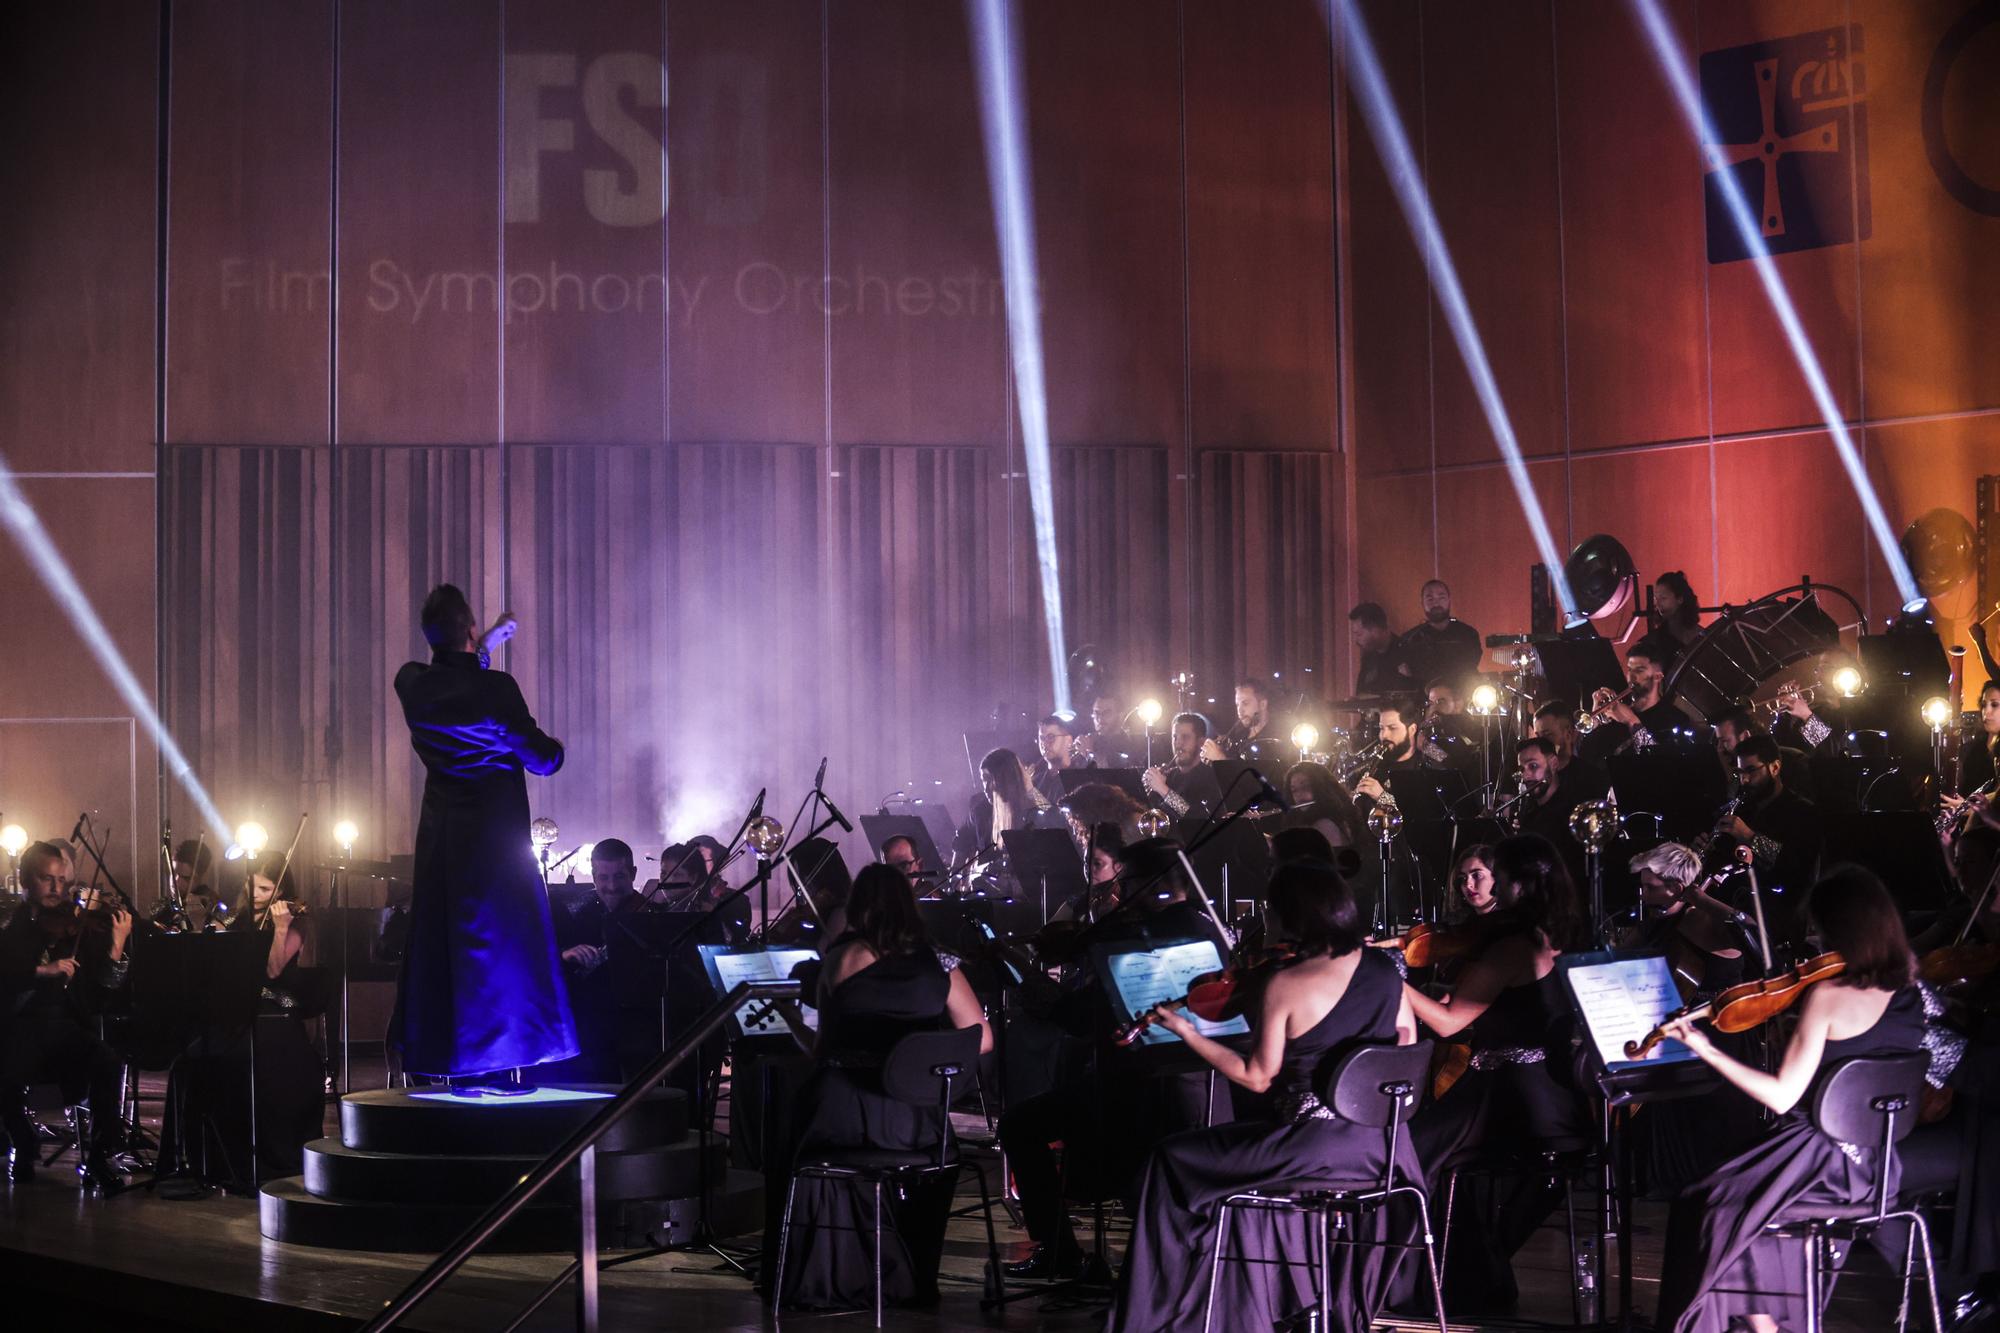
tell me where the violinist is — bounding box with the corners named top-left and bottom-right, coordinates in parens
top-left (1626, 842), bottom-right (1748, 1000)
top-left (0, 840), bottom-right (133, 1185)
top-left (1282, 761), bottom-right (1367, 852)
top-left (1650, 866), bottom-right (1925, 1333)
top-left (1400, 833), bottom-right (1591, 1315)
top-left (997, 838), bottom-right (1226, 1281)
top-left (1108, 859), bottom-right (1419, 1332)
top-left (1445, 844), bottom-right (1498, 922)
top-left (1942, 678), bottom-right (1999, 824)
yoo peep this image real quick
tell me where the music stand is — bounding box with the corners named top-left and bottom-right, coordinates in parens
top-left (131, 930), bottom-right (269, 1196)
top-left (1000, 827), bottom-right (1088, 927)
top-left (1537, 633), bottom-right (1624, 706)
top-left (859, 813), bottom-right (946, 881)
top-left (1085, 935), bottom-right (1250, 1072)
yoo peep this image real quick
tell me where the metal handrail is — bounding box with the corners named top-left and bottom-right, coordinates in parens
top-left (361, 978), bottom-right (802, 1332)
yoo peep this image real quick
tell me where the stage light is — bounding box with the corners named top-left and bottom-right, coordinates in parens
top-left (1135, 808), bottom-right (1172, 838)
top-left (1922, 696), bottom-right (1953, 730)
top-left (1291, 721), bottom-right (1321, 752)
top-left (333, 819), bottom-right (359, 852)
top-left (1469, 683), bottom-right (1502, 715)
top-left (223, 843), bottom-right (245, 862)
top-left (1627, 0), bottom-right (1923, 612)
top-left (0, 824), bottom-right (25, 858)
top-left (0, 451), bottom-right (232, 842)
top-left (574, 842), bottom-right (596, 868)
top-left (967, 0), bottom-right (1070, 710)
top-left (746, 816), bottom-right (785, 857)
top-left (529, 817), bottom-right (559, 849)
top-left (235, 821), bottom-right (269, 856)
top-left (1137, 698), bottom-right (1165, 728)
top-left (1320, 0), bottom-right (1580, 621)
top-left (1831, 667), bottom-right (1864, 698)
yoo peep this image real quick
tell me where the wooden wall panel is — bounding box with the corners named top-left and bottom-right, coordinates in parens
top-left (165, 0), bottom-right (332, 445)
top-left (1192, 452), bottom-right (1343, 689)
top-left (502, 0), bottom-right (667, 445)
top-left (827, 1), bottom-right (1006, 447)
top-left (1053, 446), bottom-right (1174, 691)
top-left (1696, 0), bottom-right (1864, 436)
top-left (1431, 460), bottom-right (1568, 645)
top-left (1853, 0), bottom-right (2000, 420)
top-left (1346, 0), bottom-right (1434, 479)
top-left (1865, 417), bottom-right (1997, 671)
top-left (1569, 445), bottom-right (1718, 603)
top-left (1421, 0), bottom-right (1566, 467)
top-left (1554, 0), bottom-right (1710, 452)
top-left (665, 0), bottom-right (826, 445)
top-left (1352, 473), bottom-right (1437, 635)
top-left (336, 0), bottom-right (502, 445)
top-left (0, 721), bottom-right (143, 899)
top-left (0, 5), bottom-right (156, 473)
top-left (1712, 433), bottom-right (1867, 607)
top-left (1025, 0), bottom-right (1185, 449)
top-left (1183, 0), bottom-right (1336, 451)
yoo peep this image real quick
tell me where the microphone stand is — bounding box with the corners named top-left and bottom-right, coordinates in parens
top-left (71, 814), bottom-right (127, 907)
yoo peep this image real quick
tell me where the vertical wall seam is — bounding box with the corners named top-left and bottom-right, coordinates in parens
top-left (1177, 0), bottom-right (1195, 671)
top-left (1417, 1), bottom-right (1438, 577)
top-left (154, 0), bottom-right (172, 840)
top-left (1550, 0), bottom-right (1575, 552)
top-left (327, 0), bottom-right (341, 788)
top-left (497, 1), bottom-right (510, 631)
top-left (1695, 1), bottom-right (1721, 600)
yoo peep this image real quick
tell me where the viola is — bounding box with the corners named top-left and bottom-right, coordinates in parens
top-left (1370, 911), bottom-right (1520, 969)
top-left (1918, 939), bottom-right (2000, 990)
top-left (1626, 951), bottom-right (1847, 1059)
top-left (1113, 944), bottom-right (1298, 1047)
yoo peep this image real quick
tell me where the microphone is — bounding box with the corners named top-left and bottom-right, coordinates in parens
top-left (1257, 774), bottom-right (1290, 811)
top-left (814, 756), bottom-right (829, 792)
top-left (750, 787), bottom-right (767, 820)
top-left (70, 812), bottom-right (87, 844)
top-left (819, 790), bottom-right (854, 834)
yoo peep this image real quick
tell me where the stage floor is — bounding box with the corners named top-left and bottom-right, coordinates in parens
top-left (0, 1069), bottom-right (1911, 1332)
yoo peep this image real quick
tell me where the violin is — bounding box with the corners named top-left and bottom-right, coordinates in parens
top-left (1626, 951), bottom-right (1846, 1059)
top-left (1113, 944), bottom-right (1297, 1047)
top-left (1919, 939), bottom-right (2000, 991)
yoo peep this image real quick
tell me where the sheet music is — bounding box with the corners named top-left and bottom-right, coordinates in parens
top-left (708, 948), bottom-right (819, 1038)
top-left (1103, 940), bottom-right (1252, 1048)
top-left (1566, 956), bottom-right (1694, 1068)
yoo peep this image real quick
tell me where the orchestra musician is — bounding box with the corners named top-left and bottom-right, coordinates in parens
top-left (1282, 762), bottom-right (1367, 852)
top-left (1400, 834), bottom-right (1591, 1315)
top-left (166, 838), bottom-right (227, 932)
top-left (1650, 866), bottom-right (1927, 1333)
top-left (549, 839), bottom-right (644, 1083)
top-left (770, 863), bottom-right (993, 1311)
top-left (1446, 844), bottom-right (1498, 922)
top-left (1141, 713), bottom-right (1223, 821)
top-left (879, 834), bottom-right (929, 888)
top-left (1943, 678), bottom-right (2000, 821)
top-left (1532, 701), bottom-right (1608, 799)
top-left (1397, 579), bottom-right (1483, 691)
top-left (1031, 713), bottom-right (1080, 807)
top-left (1203, 678), bottom-right (1280, 762)
top-left (1352, 700), bottom-right (1430, 808)
top-left (0, 839), bottom-right (133, 1185)
top-left (1649, 570), bottom-right (1704, 657)
top-left (1510, 738), bottom-right (1589, 885)
top-left (1348, 601), bottom-right (1406, 696)
top-left (1578, 640), bottom-right (1685, 762)
top-left (391, 585), bottom-right (576, 1089)
top-left (1107, 859), bottom-right (1419, 1332)
top-left (969, 746), bottom-right (1053, 851)
top-left (1772, 649), bottom-right (1859, 757)
top-left (1715, 735), bottom-right (1823, 953)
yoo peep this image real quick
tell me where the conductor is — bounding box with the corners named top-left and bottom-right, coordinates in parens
top-left (390, 584), bottom-right (578, 1088)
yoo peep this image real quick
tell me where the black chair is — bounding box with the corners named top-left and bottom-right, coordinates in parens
top-left (1202, 1041), bottom-right (1449, 1333)
top-left (1439, 1131), bottom-right (1602, 1325)
top-left (772, 1025), bottom-right (1005, 1327)
top-left (1752, 1054), bottom-right (1942, 1333)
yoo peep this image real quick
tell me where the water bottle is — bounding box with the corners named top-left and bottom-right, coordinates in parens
top-left (1575, 1230), bottom-right (1601, 1325)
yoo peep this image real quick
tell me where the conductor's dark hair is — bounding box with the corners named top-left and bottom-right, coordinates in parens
top-left (420, 583), bottom-right (477, 649)
top-left (1491, 834), bottom-right (1587, 951)
top-left (1265, 859), bottom-right (1363, 959)
top-left (1348, 602), bottom-right (1389, 630)
top-left (1737, 733), bottom-right (1782, 767)
top-left (1807, 865), bottom-right (1913, 990)
top-left (844, 863), bottom-right (932, 958)
top-left (591, 838), bottom-right (635, 870)
top-left (1172, 711), bottom-right (1210, 741)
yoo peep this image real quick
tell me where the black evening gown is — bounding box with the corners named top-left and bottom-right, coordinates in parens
top-left (391, 649), bottom-right (577, 1077)
top-left (1408, 962), bottom-right (1589, 1313)
top-left (775, 941), bottom-right (957, 1310)
top-left (1654, 986), bottom-right (1926, 1333)
top-left (1107, 949), bottom-right (1420, 1333)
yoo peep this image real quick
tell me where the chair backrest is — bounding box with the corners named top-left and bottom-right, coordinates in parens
top-left (881, 1024), bottom-right (983, 1108)
top-left (1324, 1040), bottom-right (1433, 1128)
top-left (1809, 1054), bottom-right (1925, 1149)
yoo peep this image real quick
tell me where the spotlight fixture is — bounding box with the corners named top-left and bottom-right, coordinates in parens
top-left (1830, 667), bottom-right (1865, 699)
top-left (0, 824), bottom-right (25, 858)
top-left (235, 822), bottom-right (269, 856)
top-left (1469, 683), bottom-right (1502, 715)
top-left (1291, 721), bottom-right (1321, 752)
top-left (333, 819), bottom-right (359, 851)
top-left (1136, 698), bottom-right (1165, 728)
top-left (223, 843), bottom-right (245, 862)
top-left (1921, 696), bottom-right (1953, 730)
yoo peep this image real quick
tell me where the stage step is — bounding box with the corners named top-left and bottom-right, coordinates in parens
top-left (608, 1168), bottom-right (767, 1249)
top-left (302, 1133), bottom-right (730, 1204)
top-left (336, 1084), bottom-right (686, 1156)
top-left (258, 1176), bottom-right (578, 1253)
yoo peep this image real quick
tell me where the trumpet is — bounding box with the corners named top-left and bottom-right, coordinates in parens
top-left (1767, 680), bottom-right (1819, 730)
top-left (1575, 683), bottom-right (1640, 735)
top-left (1337, 739), bottom-right (1389, 788)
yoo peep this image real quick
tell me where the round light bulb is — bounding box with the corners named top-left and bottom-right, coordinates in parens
top-left (332, 819), bottom-right (359, 850)
top-left (1921, 696), bottom-right (1952, 730)
top-left (235, 821), bottom-right (269, 855)
top-left (1137, 698), bottom-right (1164, 727)
top-left (1291, 722), bottom-right (1320, 751)
top-left (0, 824), bottom-right (26, 858)
top-left (1831, 666), bottom-right (1864, 698)
top-left (530, 817), bottom-right (559, 848)
top-left (1470, 683), bottom-right (1501, 714)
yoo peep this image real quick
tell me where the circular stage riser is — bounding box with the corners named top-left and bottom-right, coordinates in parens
top-left (335, 1086), bottom-right (687, 1156)
top-left (301, 1135), bottom-right (728, 1204)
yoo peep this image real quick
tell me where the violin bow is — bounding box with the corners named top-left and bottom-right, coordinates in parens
top-left (265, 813), bottom-right (310, 927)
